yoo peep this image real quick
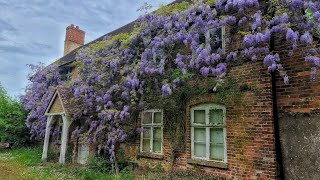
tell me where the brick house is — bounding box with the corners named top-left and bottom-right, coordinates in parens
top-left (41, 1), bottom-right (320, 179)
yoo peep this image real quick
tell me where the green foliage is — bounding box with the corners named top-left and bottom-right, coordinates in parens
top-left (117, 167), bottom-right (134, 180)
top-left (171, 68), bottom-right (193, 81)
top-left (213, 78), bottom-right (243, 105)
top-left (205, 0), bottom-right (216, 6)
top-left (152, 162), bottom-right (164, 172)
top-left (305, 9), bottom-right (313, 20)
top-left (155, 2), bottom-right (191, 16)
top-left (88, 39), bottom-right (113, 53)
top-left (87, 156), bottom-right (112, 173)
top-left (112, 33), bottom-right (130, 44)
top-left (0, 84), bottom-right (29, 147)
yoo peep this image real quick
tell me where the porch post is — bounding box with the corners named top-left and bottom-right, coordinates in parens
top-left (42, 116), bottom-right (53, 161)
top-left (59, 114), bottom-right (71, 164)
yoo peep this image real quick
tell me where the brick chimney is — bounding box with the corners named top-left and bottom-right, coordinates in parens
top-left (64, 24), bottom-right (85, 55)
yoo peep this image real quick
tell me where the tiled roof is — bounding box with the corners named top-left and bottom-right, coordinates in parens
top-left (56, 86), bottom-right (73, 115)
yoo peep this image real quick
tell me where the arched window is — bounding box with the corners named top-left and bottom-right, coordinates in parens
top-left (191, 104), bottom-right (227, 162)
top-left (140, 109), bottom-right (163, 154)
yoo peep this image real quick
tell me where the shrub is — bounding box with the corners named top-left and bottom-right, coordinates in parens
top-left (0, 84), bottom-right (29, 147)
top-left (87, 156), bottom-right (112, 173)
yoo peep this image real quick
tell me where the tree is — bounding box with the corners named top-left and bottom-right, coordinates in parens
top-left (0, 83), bottom-right (29, 147)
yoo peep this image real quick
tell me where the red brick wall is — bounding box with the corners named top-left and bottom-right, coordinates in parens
top-left (275, 40), bottom-right (320, 113)
top-left (118, 24), bottom-right (278, 179)
top-left (130, 61), bottom-right (277, 179)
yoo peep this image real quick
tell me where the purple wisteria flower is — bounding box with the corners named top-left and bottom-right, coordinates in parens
top-left (161, 84), bottom-right (172, 96)
top-left (300, 32), bottom-right (313, 45)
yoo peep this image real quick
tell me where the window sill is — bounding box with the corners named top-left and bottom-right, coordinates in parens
top-left (138, 152), bottom-right (164, 160)
top-left (187, 159), bottom-right (228, 169)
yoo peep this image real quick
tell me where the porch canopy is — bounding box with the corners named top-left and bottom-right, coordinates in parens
top-left (42, 86), bottom-right (73, 164)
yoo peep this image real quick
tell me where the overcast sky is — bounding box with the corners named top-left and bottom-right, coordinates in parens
top-left (0, 0), bottom-right (174, 98)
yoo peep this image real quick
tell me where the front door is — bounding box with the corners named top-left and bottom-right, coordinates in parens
top-left (78, 144), bottom-right (89, 164)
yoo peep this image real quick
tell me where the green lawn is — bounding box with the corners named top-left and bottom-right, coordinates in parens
top-left (0, 147), bottom-right (133, 180)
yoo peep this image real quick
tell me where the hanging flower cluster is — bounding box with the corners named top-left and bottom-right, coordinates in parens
top-left (20, 64), bottom-right (62, 140)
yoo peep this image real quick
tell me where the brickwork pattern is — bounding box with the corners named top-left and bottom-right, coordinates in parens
top-left (64, 24), bottom-right (85, 55)
top-left (128, 61), bottom-right (277, 179)
top-left (275, 38), bottom-right (320, 113)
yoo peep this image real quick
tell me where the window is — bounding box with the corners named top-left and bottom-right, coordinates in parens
top-left (60, 66), bottom-right (73, 81)
top-left (153, 49), bottom-right (164, 63)
top-left (191, 104), bottom-right (226, 162)
top-left (192, 26), bottom-right (225, 60)
top-left (140, 109), bottom-right (163, 154)
top-left (205, 26), bottom-right (225, 53)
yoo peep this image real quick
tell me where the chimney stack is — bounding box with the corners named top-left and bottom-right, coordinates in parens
top-left (64, 24), bottom-right (85, 55)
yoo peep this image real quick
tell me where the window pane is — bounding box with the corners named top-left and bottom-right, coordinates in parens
top-left (143, 128), bottom-right (151, 138)
top-left (209, 109), bottom-right (224, 125)
top-left (142, 112), bottom-right (152, 124)
top-left (194, 143), bottom-right (206, 158)
top-left (153, 127), bottom-right (162, 140)
top-left (210, 144), bottom-right (224, 161)
top-left (153, 140), bottom-right (161, 153)
top-left (208, 28), bottom-right (222, 52)
top-left (154, 112), bottom-right (162, 124)
top-left (194, 110), bottom-right (205, 124)
top-left (210, 128), bottom-right (224, 161)
top-left (142, 139), bottom-right (150, 152)
top-left (210, 128), bottom-right (224, 144)
top-left (194, 128), bottom-right (205, 142)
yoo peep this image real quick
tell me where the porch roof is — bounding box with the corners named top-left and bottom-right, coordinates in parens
top-left (44, 86), bottom-right (73, 116)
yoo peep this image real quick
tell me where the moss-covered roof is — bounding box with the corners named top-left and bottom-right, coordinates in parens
top-left (57, 0), bottom-right (192, 67)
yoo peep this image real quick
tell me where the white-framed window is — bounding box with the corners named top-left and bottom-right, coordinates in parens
top-left (205, 26), bottom-right (225, 53)
top-left (140, 109), bottom-right (163, 154)
top-left (191, 104), bottom-right (227, 162)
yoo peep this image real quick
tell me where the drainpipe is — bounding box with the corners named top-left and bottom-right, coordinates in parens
top-left (270, 35), bottom-right (285, 180)
top-left (271, 72), bottom-right (285, 180)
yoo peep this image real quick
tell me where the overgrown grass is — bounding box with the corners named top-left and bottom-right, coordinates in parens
top-left (1, 147), bottom-right (224, 180)
top-left (0, 146), bottom-right (134, 180)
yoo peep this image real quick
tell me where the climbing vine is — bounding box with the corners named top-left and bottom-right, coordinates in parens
top-left (20, 63), bottom-right (62, 140)
top-left (22, 0), bottom-right (320, 173)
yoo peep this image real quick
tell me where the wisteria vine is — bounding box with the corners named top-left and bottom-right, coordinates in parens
top-left (21, 64), bottom-right (62, 140)
top-left (22, 0), bottom-right (320, 171)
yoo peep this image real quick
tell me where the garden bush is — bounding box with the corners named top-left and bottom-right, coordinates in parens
top-left (0, 83), bottom-right (29, 147)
